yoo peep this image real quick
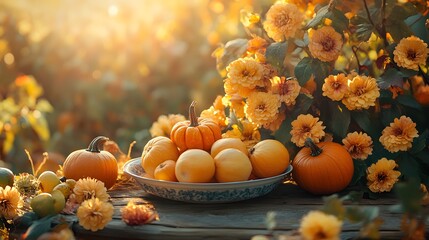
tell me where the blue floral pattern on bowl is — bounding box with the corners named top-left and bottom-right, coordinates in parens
top-left (123, 158), bottom-right (293, 203)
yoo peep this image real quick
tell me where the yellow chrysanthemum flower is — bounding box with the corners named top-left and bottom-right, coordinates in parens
top-left (342, 132), bottom-right (373, 160)
top-left (263, 2), bottom-right (304, 42)
top-left (299, 210), bottom-right (342, 240)
top-left (393, 36), bottom-right (429, 71)
top-left (77, 197), bottom-right (114, 232)
top-left (247, 36), bottom-right (268, 55)
top-left (245, 92), bottom-right (281, 126)
top-left (226, 58), bottom-right (265, 97)
top-left (222, 120), bottom-right (260, 149)
top-left (342, 75), bottom-right (380, 110)
top-left (263, 111), bottom-right (286, 132)
top-left (270, 76), bottom-right (301, 106)
top-left (379, 116), bottom-right (419, 153)
top-left (308, 26), bottom-right (343, 62)
top-left (290, 114), bottom-right (326, 147)
top-left (322, 73), bottom-right (349, 101)
top-left (73, 177), bottom-right (109, 204)
top-left (201, 96), bottom-right (227, 128)
top-left (0, 186), bottom-right (23, 220)
top-left (223, 94), bottom-right (246, 119)
top-left (149, 114), bottom-right (186, 138)
top-left (367, 158), bottom-right (401, 193)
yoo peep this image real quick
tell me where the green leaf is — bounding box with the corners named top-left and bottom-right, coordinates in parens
top-left (345, 206), bottom-right (379, 224)
top-left (294, 57), bottom-right (313, 85)
top-left (274, 94), bottom-right (313, 144)
top-left (350, 15), bottom-right (374, 42)
top-left (397, 153), bottom-right (421, 182)
top-left (327, 101), bottom-right (350, 139)
top-left (327, 8), bottom-right (349, 33)
top-left (18, 212), bottom-right (38, 228)
top-left (23, 215), bottom-right (56, 240)
top-left (265, 42), bottom-right (287, 74)
top-left (350, 159), bottom-right (367, 186)
top-left (294, 58), bottom-right (330, 85)
top-left (35, 99), bottom-right (53, 113)
top-left (381, 104), bottom-right (402, 126)
top-left (321, 194), bottom-right (346, 220)
top-left (306, 5), bottom-right (329, 29)
top-left (393, 178), bottom-right (423, 215)
top-left (351, 111), bottom-right (372, 134)
top-left (26, 111), bottom-right (50, 141)
top-left (410, 129), bottom-right (428, 154)
top-left (212, 38), bottom-right (248, 76)
top-left (377, 68), bottom-right (404, 89)
top-left (396, 95), bottom-right (422, 110)
top-left (386, 21), bottom-right (413, 42)
top-left (415, 150), bottom-right (429, 166)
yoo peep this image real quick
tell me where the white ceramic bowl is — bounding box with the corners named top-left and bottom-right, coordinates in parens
top-left (123, 158), bottom-right (292, 203)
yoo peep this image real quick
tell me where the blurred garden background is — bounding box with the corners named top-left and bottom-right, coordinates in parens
top-left (0, 0), bottom-right (275, 172)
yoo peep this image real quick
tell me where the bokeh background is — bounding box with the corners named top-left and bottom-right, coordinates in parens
top-left (0, 0), bottom-right (275, 172)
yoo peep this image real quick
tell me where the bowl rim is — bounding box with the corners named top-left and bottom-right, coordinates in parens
top-left (123, 157), bottom-right (293, 187)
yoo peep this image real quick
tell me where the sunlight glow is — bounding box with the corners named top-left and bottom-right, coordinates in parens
top-left (108, 4), bottom-right (119, 17)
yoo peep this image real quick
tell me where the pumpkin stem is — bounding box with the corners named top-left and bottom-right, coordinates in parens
top-left (87, 136), bottom-right (110, 153)
top-left (188, 101), bottom-right (199, 127)
top-left (304, 138), bottom-right (322, 156)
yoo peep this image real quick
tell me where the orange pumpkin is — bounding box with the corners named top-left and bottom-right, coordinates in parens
top-left (292, 138), bottom-right (354, 195)
top-left (170, 101), bottom-right (222, 152)
top-left (63, 136), bottom-right (118, 189)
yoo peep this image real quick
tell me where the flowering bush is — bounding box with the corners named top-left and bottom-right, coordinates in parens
top-left (208, 0), bottom-right (429, 195)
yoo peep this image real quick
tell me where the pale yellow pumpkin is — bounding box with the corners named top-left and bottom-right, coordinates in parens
top-left (141, 136), bottom-right (180, 177)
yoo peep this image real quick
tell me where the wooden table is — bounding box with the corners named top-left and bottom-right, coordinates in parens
top-left (43, 181), bottom-right (424, 240)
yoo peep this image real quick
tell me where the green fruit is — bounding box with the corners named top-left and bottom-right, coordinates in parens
top-left (51, 190), bottom-right (66, 213)
top-left (65, 178), bottom-right (76, 190)
top-left (38, 171), bottom-right (61, 192)
top-left (0, 167), bottom-right (14, 188)
top-left (53, 183), bottom-right (71, 199)
top-left (30, 193), bottom-right (56, 217)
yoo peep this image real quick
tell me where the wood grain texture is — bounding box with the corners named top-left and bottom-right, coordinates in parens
top-left (11, 182), bottom-right (428, 240)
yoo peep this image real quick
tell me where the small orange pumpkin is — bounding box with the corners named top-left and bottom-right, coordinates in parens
top-left (292, 138), bottom-right (354, 195)
top-left (63, 136), bottom-right (118, 189)
top-left (170, 101), bottom-right (222, 152)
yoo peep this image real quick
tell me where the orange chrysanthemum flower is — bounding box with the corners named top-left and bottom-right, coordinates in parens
top-left (149, 114), bottom-right (186, 138)
top-left (309, 26), bottom-right (343, 62)
top-left (342, 75), bottom-right (380, 110)
top-left (263, 3), bottom-right (304, 42)
top-left (342, 132), bottom-right (373, 160)
top-left (226, 58), bottom-right (265, 97)
top-left (393, 36), bottom-right (429, 71)
top-left (379, 116), bottom-right (419, 153)
top-left (322, 73), bottom-right (349, 101)
top-left (245, 92), bottom-right (281, 126)
top-left (367, 158), bottom-right (401, 193)
top-left (0, 186), bottom-right (23, 220)
top-left (299, 210), bottom-right (342, 240)
top-left (290, 114), bottom-right (326, 147)
top-left (121, 201), bottom-right (159, 226)
top-left (270, 76), bottom-right (301, 106)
